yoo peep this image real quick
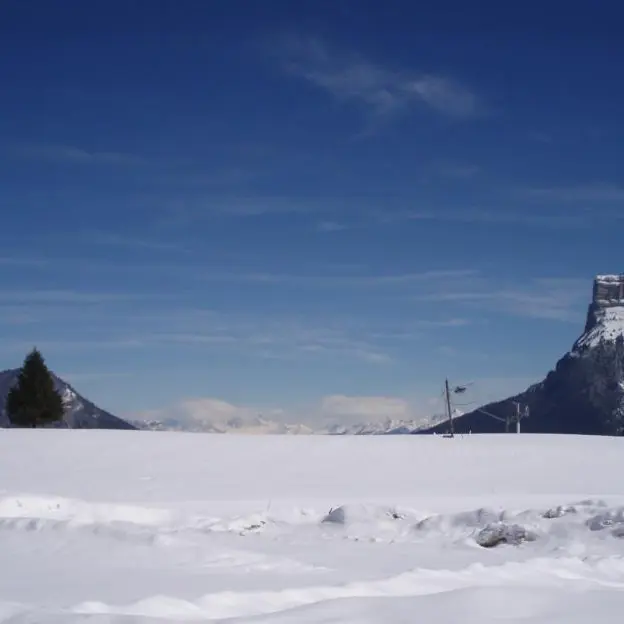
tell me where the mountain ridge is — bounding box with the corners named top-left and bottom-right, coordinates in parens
top-left (0, 369), bottom-right (136, 430)
top-left (130, 414), bottom-right (445, 435)
top-left (419, 274), bottom-right (624, 436)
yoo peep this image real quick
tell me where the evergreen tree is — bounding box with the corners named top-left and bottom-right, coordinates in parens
top-left (6, 348), bottom-right (64, 428)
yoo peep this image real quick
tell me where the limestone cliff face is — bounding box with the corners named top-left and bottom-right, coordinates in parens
top-left (422, 275), bottom-right (624, 436)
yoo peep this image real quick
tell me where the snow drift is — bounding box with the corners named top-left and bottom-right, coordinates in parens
top-left (0, 431), bottom-right (624, 623)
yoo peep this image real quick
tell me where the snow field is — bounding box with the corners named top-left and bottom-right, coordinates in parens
top-left (0, 430), bottom-right (624, 622)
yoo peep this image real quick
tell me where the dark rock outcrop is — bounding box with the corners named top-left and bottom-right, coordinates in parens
top-left (475, 523), bottom-right (537, 548)
top-left (420, 275), bottom-right (624, 436)
top-left (0, 369), bottom-right (136, 430)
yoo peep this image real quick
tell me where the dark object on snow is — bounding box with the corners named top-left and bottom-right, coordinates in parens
top-left (475, 523), bottom-right (537, 548)
top-left (542, 505), bottom-right (577, 519)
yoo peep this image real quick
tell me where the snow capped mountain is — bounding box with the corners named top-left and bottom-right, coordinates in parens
top-left (0, 369), bottom-right (136, 430)
top-left (131, 413), bottom-right (443, 435)
top-left (574, 275), bottom-right (624, 350)
top-left (326, 413), bottom-right (450, 435)
top-left (131, 415), bottom-right (315, 435)
top-left (422, 274), bottom-right (624, 436)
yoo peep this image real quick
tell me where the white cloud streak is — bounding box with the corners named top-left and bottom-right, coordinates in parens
top-left (280, 36), bottom-right (481, 121)
top-left (0, 256), bottom-right (49, 267)
top-left (0, 290), bottom-right (167, 305)
top-left (315, 220), bottom-right (349, 232)
top-left (11, 143), bottom-right (145, 166)
top-left (380, 209), bottom-right (590, 228)
top-left (524, 184), bottom-right (624, 202)
top-left (89, 232), bottom-right (191, 253)
top-left (156, 323), bottom-right (395, 365)
top-left (196, 269), bottom-right (478, 287)
top-left (418, 277), bottom-right (588, 322)
top-left (428, 161), bottom-right (482, 179)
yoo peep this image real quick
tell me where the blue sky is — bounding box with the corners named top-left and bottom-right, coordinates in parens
top-left (0, 0), bottom-right (623, 425)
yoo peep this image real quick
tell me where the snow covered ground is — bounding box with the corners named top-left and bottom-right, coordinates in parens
top-left (1, 430), bottom-right (624, 622)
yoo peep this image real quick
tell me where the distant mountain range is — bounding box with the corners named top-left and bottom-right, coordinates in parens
top-left (0, 365), bottom-right (448, 435)
top-left (0, 369), bottom-right (136, 430)
top-left (420, 274), bottom-right (624, 436)
top-left (130, 414), bottom-right (448, 435)
top-left (130, 415), bottom-right (314, 435)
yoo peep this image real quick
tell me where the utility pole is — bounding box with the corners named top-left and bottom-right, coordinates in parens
top-left (445, 378), bottom-right (454, 437)
top-left (512, 402), bottom-right (529, 433)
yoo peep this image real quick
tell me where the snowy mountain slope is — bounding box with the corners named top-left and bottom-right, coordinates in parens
top-left (422, 274), bottom-right (624, 436)
top-left (0, 369), bottom-right (135, 430)
top-left (1, 430), bottom-right (624, 622)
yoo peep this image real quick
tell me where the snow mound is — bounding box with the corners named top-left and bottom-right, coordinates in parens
top-left (542, 504), bottom-right (578, 519)
top-left (411, 499), bottom-right (624, 548)
top-left (0, 495), bottom-right (172, 527)
top-left (322, 504), bottom-right (405, 525)
top-left (415, 507), bottom-right (505, 533)
top-left (319, 504), bottom-right (416, 542)
top-left (188, 512), bottom-right (272, 535)
top-left (587, 507), bottom-right (624, 533)
top-left (69, 557), bottom-right (624, 621)
top-left (413, 507), bottom-right (543, 547)
top-left (475, 523), bottom-right (538, 548)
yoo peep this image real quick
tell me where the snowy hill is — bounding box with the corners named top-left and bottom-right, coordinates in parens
top-left (423, 274), bottom-right (624, 436)
top-left (1, 430), bottom-right (624, 622)
top-left (0, 369), bottom-right (135, 430)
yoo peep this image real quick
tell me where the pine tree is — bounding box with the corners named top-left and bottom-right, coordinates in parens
top-left (6, 348), bottom-right (65, 428)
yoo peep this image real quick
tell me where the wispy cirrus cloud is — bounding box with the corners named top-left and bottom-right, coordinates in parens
top-left (0, 290), bottom-right (169, 305)
top-left (196, 268), bottom-right (477, 287)
top-left (156, 322), bottom-right (395, 365)
top-left (523, 184), bottom-right (624, 203)
top-left (62, 303), bottom-right (469, 366)
top-left (315, 220), bottom-right (349, 232)
top-left (278, 36), bottom-right (482, 123)
top-left (427, 160), bottom-right (482, 179)
top-left (89, 231), bottom-right (191, 254)
top-left (0, 338), bottom-right (145, 355)
top-left (386, 208), bottom-right (590, 228)
top-left (59, 372), bottom-right (135, 382)
top-left (156, 196), bottom-right (328, 225)
top-left (10, 143), bottom-right (145, 166)
top-left (0, 255), bottom-right (49, 267)
top-left (418, 277), bottom-right (588, 322)
top-left (0, 299), bottom-right (404, 365)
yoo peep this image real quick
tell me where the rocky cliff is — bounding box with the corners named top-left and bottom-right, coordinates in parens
top-left (421, 274), bottom-right (624, 436)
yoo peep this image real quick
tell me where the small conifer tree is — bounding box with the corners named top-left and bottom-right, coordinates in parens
top-left (6, 348), bottom-right (64, 428)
